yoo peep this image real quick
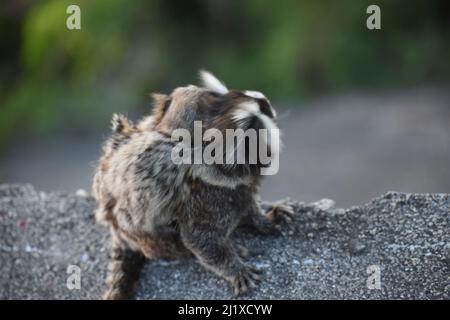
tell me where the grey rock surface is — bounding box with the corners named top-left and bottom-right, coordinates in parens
top-left (0, 184), bottom-right (448, 299)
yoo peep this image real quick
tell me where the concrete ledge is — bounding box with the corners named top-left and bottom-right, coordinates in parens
top-left (0, 184), bottom-right (448, 299)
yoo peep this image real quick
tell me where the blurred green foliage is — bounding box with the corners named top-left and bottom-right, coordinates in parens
top-left (0, 0), bottom-right (449, 148)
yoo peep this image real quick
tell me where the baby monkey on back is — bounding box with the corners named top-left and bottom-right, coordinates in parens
top-left (93, 71), bottom-right (294, 299)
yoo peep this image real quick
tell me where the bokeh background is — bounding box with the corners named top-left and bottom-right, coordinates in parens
top-left (1, 0), bottom-right (449, 206)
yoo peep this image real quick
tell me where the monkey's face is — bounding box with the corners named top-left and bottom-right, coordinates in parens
top-left (154, 71), bottom-right (281, 176)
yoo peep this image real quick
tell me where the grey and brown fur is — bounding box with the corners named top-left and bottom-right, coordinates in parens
top-left (93, 71), bottom-right (293, 299)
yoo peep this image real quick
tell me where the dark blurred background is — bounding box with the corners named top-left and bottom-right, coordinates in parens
top-left (0, 0), bottom-right (449, 207)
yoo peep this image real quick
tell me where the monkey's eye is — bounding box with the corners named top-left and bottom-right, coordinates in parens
top-left (257, 99), bottom-right (274, 118)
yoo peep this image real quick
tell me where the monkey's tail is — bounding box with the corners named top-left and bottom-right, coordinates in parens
top-left (103, 242), bottom-right (146, 300)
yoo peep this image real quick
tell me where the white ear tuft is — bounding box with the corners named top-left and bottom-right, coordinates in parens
top-left (199, 70), bottom-right (228, 95)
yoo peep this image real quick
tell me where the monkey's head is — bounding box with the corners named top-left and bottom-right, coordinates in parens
top-left (151, 71), bottom-right (281, 181)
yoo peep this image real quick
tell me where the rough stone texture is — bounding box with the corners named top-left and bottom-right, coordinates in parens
top-left (0, 184), bottom-right (448, 299)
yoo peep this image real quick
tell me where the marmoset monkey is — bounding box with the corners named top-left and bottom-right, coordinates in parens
top-left (93, 71), bottom-right (293, 299)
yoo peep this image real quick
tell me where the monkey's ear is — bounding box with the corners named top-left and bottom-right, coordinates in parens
top-left (151, 93), bottom-right (171, 123)
top-left (199, 70), bottom-right (228, 95)
top-left (111, 113), bottom-right (135, 134)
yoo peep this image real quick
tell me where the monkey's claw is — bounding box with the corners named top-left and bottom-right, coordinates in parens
top-left (231, 265), bottom-right (261, 296)
top-left (266, 203), bottom-right (295, 225)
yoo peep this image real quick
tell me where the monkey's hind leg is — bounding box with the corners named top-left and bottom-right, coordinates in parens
top-left (136, 226), bottom-right (191, 261)
top-left (103, 230), bottom-right (146, 300)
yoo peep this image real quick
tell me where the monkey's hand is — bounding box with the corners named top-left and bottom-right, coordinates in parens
top-left (242, 200), bottom-right (294, 235)
top-left (265, 202), bottom-right (294, 225)
top-left (228, 264), bottom-right (261, 296)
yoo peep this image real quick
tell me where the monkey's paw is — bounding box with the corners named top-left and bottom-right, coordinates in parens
top-left (230, 265), bottom-right (261, 296)
top-left (266, 203), bottom-right (294, 225)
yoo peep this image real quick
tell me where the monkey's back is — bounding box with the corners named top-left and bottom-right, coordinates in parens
top-left (94, 130), bottom-right (186, 235)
